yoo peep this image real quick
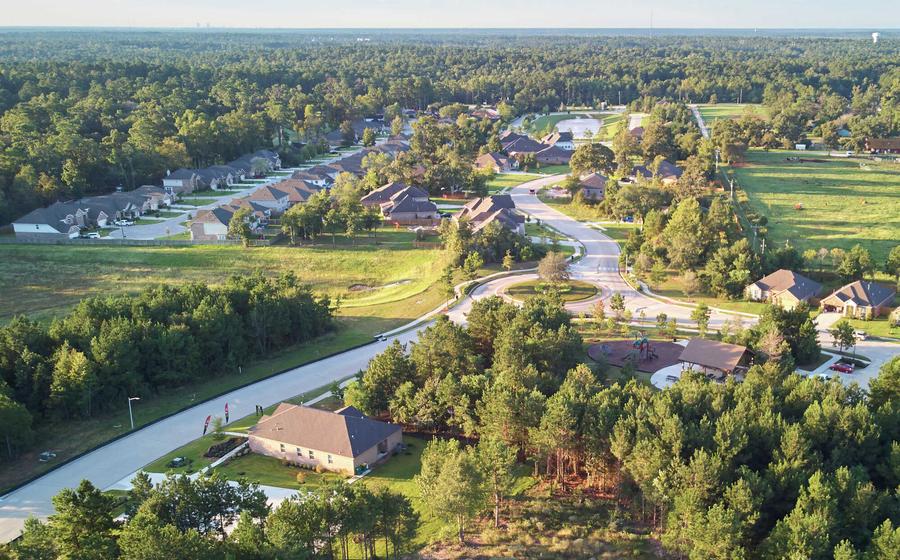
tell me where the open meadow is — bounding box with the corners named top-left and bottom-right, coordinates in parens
top-left (730, 150), bottom-right (900, 262)
top-left (697, 103), bottom-right (768, 124)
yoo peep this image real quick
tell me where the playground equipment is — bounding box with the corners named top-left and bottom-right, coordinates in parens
top-left (630, 335), bottom-right (658, 361)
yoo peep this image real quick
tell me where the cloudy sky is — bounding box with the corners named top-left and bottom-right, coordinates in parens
top-left (2, 0), bottom-right (898, 29)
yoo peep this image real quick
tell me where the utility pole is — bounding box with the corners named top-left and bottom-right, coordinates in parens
top-left (128, 397), bottom-right (140, 430)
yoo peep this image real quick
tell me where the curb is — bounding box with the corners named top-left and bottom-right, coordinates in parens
top-left (0, 334), bottom-right (375, 500)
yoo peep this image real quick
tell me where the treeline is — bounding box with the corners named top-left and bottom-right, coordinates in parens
top-left (1, 474), bottom-right (417, 560)
top-left (346, 294), bottom-right (899, 555)
top-left (2, 31), bottom-right (898, 224)
top-left (0, 274), bottom-right (333, 459)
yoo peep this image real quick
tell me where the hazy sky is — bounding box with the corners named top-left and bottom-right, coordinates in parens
top-left (3, 0), bottom-right (899, 29)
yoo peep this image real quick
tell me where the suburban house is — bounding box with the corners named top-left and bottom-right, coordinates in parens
top-left (475, 152), bottom-right (516, 173)
top-left (535, 144), bottom-right (573, 165)
top-left (578, 173), bottom-right (609, 201)
top-left (745, 269), bottom-right (822, 310)
top-left (163, 169), bottom-right (201, 195)
top-left (499, 131), bottom-right (529, 151)
top-left (504, 136), bottom-right (546, 157)
top-left (865, 138), bottom-right (900, 154)
top-left (455, 194), bottom-right (525, 235)
top-left (275, 180), bottom-right (322, 204)
top-left (819, 280), bottom-right (896, 318)
top-left (190, 207), bottom-right (236, 241)
top-left (470, 107), bottom-right (501, 120)
top-left (12, 202), bottom-right (89, 239)
top-left (629, 126), bottom-right (645, 139)
top-left (325, 129), bottom-right (352, 147)
top-left (190, 203), bottom-right (265, 241)
top-left (679, 338), bottom-right (751, 379)
top-left (630, 160), bottom-right (683, 184)
top-left (133, 185), bottom-right (173, 210)
top-left (540, 131), bottom-right (575, 150)
top-left (247, 185), bottom-right (291, 214)
top-left (12, 187), bottom-right (171, 239)
top-left (248, 402), bottom-right (403, 475)
top-left (291, 169), bottom-right (334, 188)
top-left (379, 186), bottom-right (439, 224)
top-left (360, 181), bottom-right (414, 207)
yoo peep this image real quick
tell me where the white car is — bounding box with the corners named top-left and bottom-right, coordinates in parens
top-left (854, 330), bottom-right (867, 341)
top-left (114, 219), bottom-right (134, 227)
top-left (82, 232), bottom-right (101, 239)
top-left (815, 372), bottom-right (834, 381)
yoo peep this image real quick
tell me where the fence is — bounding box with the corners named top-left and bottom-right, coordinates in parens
top-left (0, 236), bottom-right (280, 247)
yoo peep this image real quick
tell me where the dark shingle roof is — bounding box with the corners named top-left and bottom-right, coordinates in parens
top-left (679, 338), bottom-right (749, 373)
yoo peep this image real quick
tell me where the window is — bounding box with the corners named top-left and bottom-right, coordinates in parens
top-left (327, 455), bottom-right (333, 464)
top-left (296, 447), bottom-right (302, 456)
top-left (279, 444), bottom-right (285, 453)
top-left (308, 450), bottom-right (315, 459)
top-left (377, 440), bottom-right (388, 454)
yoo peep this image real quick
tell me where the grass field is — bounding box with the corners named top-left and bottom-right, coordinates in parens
top-left (214, 454), bottom-right (346, 490)
top-left (486, 173), bottom-right (543, 193)
top-left (731, 150), bottom-right (900, 262)
top-left (506, 279), bottom-right (598, 303)
top-left (538, 192), bottom-right (604, 221)
top-left (697, 103), bottom-right (768, 124)
top-left (174, 198), bottom-right (219, 207)
top-left (535, 163), bottom-right (571, 175)
top-left (0, 243), bottom-right (445, 321)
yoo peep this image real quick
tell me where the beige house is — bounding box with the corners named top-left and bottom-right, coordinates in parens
top-left (820, 280), bottom-right (896, 319)
top-left (248, 403), bottom-right (403, 475)
top-left (745, 269), bottom-right (822, 310)
top-left (475, 152), bottom-right (516, 173)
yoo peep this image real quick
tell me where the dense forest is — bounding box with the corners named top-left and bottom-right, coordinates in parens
top-left (0, 274), bottom-right (334, 459)
top-left (1, 31), bottom-right (898, 224)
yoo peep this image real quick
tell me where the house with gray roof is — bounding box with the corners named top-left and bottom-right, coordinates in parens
top-left (249, 402), bottom-right (402, 475)
top-left (820, 280), bottom-right (896, 318)
top-left (379, 186), bottom-right (439, 224)
top-left (360, 182), bottom-right (413, 207)
top-left (630, 160), bottom-right (684, 184)
top-left (745, 269), bottom-right (822, 310)
top-left (578, 173), bottom-right (609, 201)
top-left (163, 169), bottom-right (201, 195)
top-left (455, 194), bottom-right (524, 235)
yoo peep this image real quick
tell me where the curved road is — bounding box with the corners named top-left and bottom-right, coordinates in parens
top-left (0, 173), bottom-right (749, 542)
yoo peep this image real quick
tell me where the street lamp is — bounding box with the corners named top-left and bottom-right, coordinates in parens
top-left (127, 397), bottom-right (140, 430)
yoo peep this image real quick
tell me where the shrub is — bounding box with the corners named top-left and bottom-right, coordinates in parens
top-left (314, 464), bottom-right (325, 474)
top-left (295, 471), bottom-right (306, 484)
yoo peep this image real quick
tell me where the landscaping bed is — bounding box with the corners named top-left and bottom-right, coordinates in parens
top-left (506, 280), bottom-right (597, 303)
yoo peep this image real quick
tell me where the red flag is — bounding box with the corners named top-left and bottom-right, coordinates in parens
top-left (224, 403), bottom-right (229, 414)
top-left (203, 414), bottom-right (211, 435)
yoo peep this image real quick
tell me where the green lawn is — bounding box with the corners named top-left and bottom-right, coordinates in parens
top-left (525, 222), bottom-right (568, 241)
top-left (175, 198), bottom-right (219, 207)
top-left (0, 243), bottom-right (445, 321)
top-left (653, 273), bottom-right (769, 315)
top-left (430, 197), bottom-right (466, 206)
top-left (846, 317), bottom-right (900, 339)
top-left (731, 150), bottom-right (900, 262)
top-left (697, 103), bottom-right (768, 124)
top-left (593, 222), bottom-right (639, 245)
top-left (536, 164), bottom-right (571, 175)
top-left (486, 173), bottom-right (543, 194)
top-left (538, 193), bottom-right (604, 221)
top-left (154, 210), bottom-right (187, 218)
top-left (214, 454), bottom-right (347, 490)
top-left (507, 279), bottom-right (597, 303)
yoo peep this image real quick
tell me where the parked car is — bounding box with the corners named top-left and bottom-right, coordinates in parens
top-left (854, 330), bottom-right (867, 341)
top-left (81, 232), bottom-right (101, 239)
top-left (829, 363), bottom-right (854, 374)
top-left (815, 372), bottom-right (834, 380)
top-left (665, 375), bottom-right (679, 383)
top-left (114, 219), bottom-right (134, 226)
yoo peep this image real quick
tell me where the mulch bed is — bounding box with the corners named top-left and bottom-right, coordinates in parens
top-left (587, 340), bottom-right (684, 373)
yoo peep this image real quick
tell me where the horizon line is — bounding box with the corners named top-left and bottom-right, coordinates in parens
top-left (0, 26), bottom-right (896, 31)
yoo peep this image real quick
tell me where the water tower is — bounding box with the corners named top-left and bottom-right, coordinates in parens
top-left (872, 32), bottom-right (880, 44)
